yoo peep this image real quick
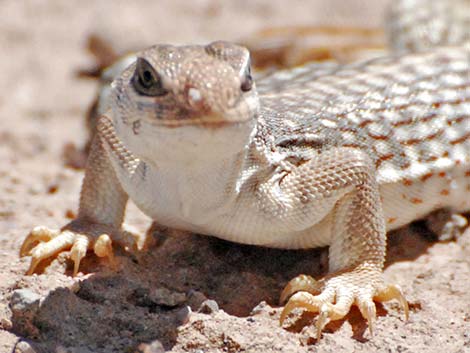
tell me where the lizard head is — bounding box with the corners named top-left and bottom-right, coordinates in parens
top-left (109, 41), bottom-right (259, 165)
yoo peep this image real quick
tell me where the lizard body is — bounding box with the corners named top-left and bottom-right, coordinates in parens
top-left (105, 46), bottom-right (470, 250)
top-left (21, 0), bottom-right (470, 338)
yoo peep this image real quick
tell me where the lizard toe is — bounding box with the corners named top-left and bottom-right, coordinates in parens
top-left (70, 233), bottom-right (92, 276)
top-left (22, 228), bottom-right (77, 275)
top-left (20, 226), bottom-right (60, 258)
top-left (374, 283), bottom-right (409, 320)
top-left (93, 233), bottom-right (118, 270)
top-left (280, 274), bottom-right (320, 304)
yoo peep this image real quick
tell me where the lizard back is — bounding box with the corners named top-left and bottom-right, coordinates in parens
top-left (255, 47), bottom-right (470, 229)
top-left (257, 47), bottom-right (470, 185)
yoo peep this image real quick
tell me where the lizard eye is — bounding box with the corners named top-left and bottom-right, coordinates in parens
top-left (132, 58), bottom-right (168, 97)
top-left (240, 61), bottom-right (253, 92)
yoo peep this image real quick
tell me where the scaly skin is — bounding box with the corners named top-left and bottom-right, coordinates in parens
top-left (21, 0), bottom-right (469, 339)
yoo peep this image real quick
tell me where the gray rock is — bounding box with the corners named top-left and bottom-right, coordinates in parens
top-left (150, 287), bottom-right (187, 307)
top-left (176, 305), bottom-right (192, 325)
top-left (10, 289), bottom-right (41, 314)
top-left (187, 289), bottom-right (208, 310)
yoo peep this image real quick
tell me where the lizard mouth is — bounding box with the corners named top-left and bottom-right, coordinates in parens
top-left (134, 90), bottom-right (259, 129)
top-left (153, 118), bottom-right (252, 129)
top-left (147, 108), bottom-right (255, 129)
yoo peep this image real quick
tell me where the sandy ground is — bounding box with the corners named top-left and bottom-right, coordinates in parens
top-left (0, 1), bottom-right (469, 352)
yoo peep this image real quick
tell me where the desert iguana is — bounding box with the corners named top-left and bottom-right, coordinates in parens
top-left (20, 0), bottom-right (470, 339)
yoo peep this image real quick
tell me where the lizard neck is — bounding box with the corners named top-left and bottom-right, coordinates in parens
top-left (149, 119), bottom-right (257, 197)
top-left (103, 114), bottom-right (259, 226)
top-left (115, 109), bottom-right (258, 169)
top-left (139, 137), bottom-right (255, 226)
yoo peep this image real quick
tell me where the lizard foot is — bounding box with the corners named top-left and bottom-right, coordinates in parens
top-left (279, 270), bottom-right (408, 339)
top-left (425, 208), bottom-right (468, 241)
top-left (20, 222), bottom-right (145, 275)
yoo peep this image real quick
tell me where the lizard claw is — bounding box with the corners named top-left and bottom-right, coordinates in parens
top-left (20, 226), bottom-right (60, 259)
top-left (69, 233), bottom-right (91, 276)
top-left (20, 223), bottom-right (123, 275)
top-left (280, 274), bottom-right (320, 303)
top-left (279, 270), bottom-right (408, 339)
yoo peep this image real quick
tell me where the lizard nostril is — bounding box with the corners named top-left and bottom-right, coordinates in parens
top-left (187, 87), bottom-right (204, 108)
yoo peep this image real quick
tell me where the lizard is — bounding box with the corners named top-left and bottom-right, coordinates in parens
top-left (20, 0), bottom-right (470, 339)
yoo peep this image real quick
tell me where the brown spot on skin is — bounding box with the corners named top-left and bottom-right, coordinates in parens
top-left (420, 172), bottom-right (434, 182)
top-left (341, 143), bottom-right (361, 149)
top-left (65, 209), bottom-right (76, 219)
top-left (440, 189), bottom-right (450, 196)
top-left (375, 153), bottom-right (393, 168)
top-left (467, 185), bottom-right (470, 192)
top-left (411, 198), bottom-right (423, 204)
top-left (438, 172), bottom-right (446, 178)
top-left (424, 155), bottom-right (438, 162)
top-left (403, 178), bottom-right (413, 186)
top-left (368, 132), bottom-right (389, 140)
top-left (465, 171), bottom-right (470, 177)
top-left (450, 116), bottom-right (466, 125)
top-left (387, 217), bottom-right (397, 224)
top-left (417, 113), bottom-right (438, 124)
top-left (402, 130), bottom-right (441, 146)
top-left (401, 160), bottom-right (411, 169)
top-left (391, 117), bottom-right (413, 127)
top-left (450, 132), bottom-right (470, 145)
top-left (359, 120), bottom-right (374, 128)
top-left (402, 138), bottom-right (421, 146)
top-left (447, 116), bottom-right (463, 126)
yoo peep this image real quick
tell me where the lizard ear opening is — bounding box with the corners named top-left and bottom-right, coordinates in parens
top-left (132, 57), bottom-right (168, 97)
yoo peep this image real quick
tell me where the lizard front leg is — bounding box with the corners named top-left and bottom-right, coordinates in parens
top-left (265, 147), bottom-right (408, 338)
top-left (20, 115), bottom-right (141, 275)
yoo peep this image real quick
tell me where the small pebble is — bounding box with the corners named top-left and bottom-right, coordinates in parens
top-left (198, 299), bottom-right (219, 314)
top-left (176, 305), bottom-right (192, 324)
top-left (137, 340), bottom-right (165, 353)
top-left (14, 341), bottom-right (36, 353)
top-left (250, 301), bottom-right (268, 315)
